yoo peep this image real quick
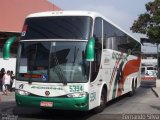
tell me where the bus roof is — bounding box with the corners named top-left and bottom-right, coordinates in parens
top-left (27, 11), bottom-right (100, 18)
top-left (26, 11), bottom-right (139, 42)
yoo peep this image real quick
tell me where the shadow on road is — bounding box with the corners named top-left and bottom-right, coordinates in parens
top-left (141, 80), bottom-right (159, 98)
top-left (150, 105), bottom-right (160, 111)
top-left (141, 80), bottom-right (156, 88)
top-left (3, 80), bottom-right (157, 120)
top-left (13, 106), bottom-right (95, 120)
top-left (12, 93), bottom-right (135, 120)
top-left (12, 93), bottom-right (134, 120)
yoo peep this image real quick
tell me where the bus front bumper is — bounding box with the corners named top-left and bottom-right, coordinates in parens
top-left (15, 93), bottom-right (89, 111)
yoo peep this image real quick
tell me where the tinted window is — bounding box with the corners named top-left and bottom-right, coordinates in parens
top-left (91, 18), bottom-right (102, 82)
top-left (141, 68), bottom-right (145, 75)
top-left (147, 67), bottom-right (154, 70)
top-left (21, 16), bottom-right (92, 40)
top-left (17, 42), bottom-right (50, 82)
top-left (103, 20), bottom-right (141, 56)
top-left (16, 41), bottom-right (89, 83)
top-left (49, 42), bottom-right (89, 83)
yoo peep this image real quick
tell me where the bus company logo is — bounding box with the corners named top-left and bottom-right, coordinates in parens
top-left (19, 84), bottom-right (24, 89)
top-left (21, 24), bottom-right (28, 36)
top-left (45, 91), bottom-right (50, 96)
top-left (42, 74), bottom-right (48, 81)
top-left (112, 52), bottom-right (127, 61)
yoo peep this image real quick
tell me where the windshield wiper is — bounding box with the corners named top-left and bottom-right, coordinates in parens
top-left (70, 47), bottom-right (79, 80)
top-left (52, 50), bottom-right (67, 85)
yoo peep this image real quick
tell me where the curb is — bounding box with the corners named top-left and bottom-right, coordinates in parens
top-left (151, 79), bottom-right (160, 97)
top-left (151, 87), bottom-right (159, 98)
top-left (0, 92), bottom-right (15, 102)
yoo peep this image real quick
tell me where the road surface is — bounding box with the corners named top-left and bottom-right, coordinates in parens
top-left (0, 81), bottom-right (160, 120)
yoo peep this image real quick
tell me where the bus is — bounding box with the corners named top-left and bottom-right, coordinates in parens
top-left (141, 66), bottom-right (157, 81)
top-left (15, 11), bottom-right (141, 112)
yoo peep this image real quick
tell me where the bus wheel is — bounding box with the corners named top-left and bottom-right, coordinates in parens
top-left (135, 79), bottom-right (137, 89)
top-left (94, 89), bottom-right (107, 113)
top-left (129, 80), bottom-right (135, 97)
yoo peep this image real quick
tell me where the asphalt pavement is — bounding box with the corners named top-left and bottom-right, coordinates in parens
top-left (0, 91), bottom-right (15, 102)
top-left (0, 79), bottom-right (160, 120)
top-left (152, 79), bottom-right (160, 97)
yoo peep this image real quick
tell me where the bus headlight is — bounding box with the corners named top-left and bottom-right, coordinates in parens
top-left (16, 90), bottom-right (30, 96)
top-left (67, 92), bottom-right (87, 98)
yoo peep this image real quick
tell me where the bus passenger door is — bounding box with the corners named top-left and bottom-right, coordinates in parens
top-left (89, 61), bottom-right (103, 110)
top-left (89, 17), bottom-right (103, 110)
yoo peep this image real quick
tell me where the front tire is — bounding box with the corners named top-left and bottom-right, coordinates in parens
top-left (94, 89), bottom-right (107, 113)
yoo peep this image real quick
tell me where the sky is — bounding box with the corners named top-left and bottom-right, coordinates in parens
top-left (49, 0), bottom-right (153, 41)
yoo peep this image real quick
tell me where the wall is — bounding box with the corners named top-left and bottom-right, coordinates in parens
top-left (0, 58), bottom-right (16, 74)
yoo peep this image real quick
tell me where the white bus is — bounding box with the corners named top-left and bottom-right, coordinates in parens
top-left (15, 11), bottom-right (141, 112)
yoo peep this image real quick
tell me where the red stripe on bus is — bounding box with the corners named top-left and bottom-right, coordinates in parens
top-left (108, 53), bottom-right (123, 94)
top-left (117, 57), bottom-right (141, 96)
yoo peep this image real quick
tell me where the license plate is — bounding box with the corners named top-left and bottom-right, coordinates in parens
top-left (40, 102), bottom-right (53, 107)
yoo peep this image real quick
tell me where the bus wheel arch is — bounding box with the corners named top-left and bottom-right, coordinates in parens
top-left (94, 84), bottom-right (107, 113)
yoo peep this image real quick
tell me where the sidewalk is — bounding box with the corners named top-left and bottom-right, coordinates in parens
top-left (152, 79), bottom-right (160, 97)
top-left (0, 92), bottom-right (15, 102)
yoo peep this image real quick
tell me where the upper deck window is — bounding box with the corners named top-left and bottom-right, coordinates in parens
top-left (21, 16), bottom-right (92, 40)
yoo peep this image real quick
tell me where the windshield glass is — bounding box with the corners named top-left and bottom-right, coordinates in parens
top-left (17, 41), bottom-right (89, 83)
top-left (147, 67), bottom-right (154, 70)
top-left (21, 16), bottom-right (92, 40)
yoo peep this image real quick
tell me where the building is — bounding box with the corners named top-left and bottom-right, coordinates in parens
top-left (141, 43), bottom-right (157, 66)
top-left (0, 0), bottom-right (61, 73)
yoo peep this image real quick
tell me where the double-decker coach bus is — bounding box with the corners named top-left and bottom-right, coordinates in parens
top-left (15, 11), bottom-right (141, 112)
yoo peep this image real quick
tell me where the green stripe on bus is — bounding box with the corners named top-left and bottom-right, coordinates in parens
top-left (15, 93), bottom-right (89, 111)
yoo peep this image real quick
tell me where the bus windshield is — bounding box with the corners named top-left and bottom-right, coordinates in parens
top-left (17, 41), bottom-right (89, 83)
top-left (21, 16), bottom-right (92, 40)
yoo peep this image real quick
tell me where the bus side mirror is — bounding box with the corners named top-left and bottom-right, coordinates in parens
top-left (3, 36), bottom-right (16, 60)
top-left (86, 37), bottom-right (95, 61)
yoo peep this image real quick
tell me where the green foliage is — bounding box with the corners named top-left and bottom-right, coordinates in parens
top-left (130, 0), bottom-right (160, 44)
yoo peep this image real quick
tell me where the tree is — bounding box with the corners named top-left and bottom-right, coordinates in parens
top-left (130, 0), bottom-right (160, 78)
top-left (131, 0), bottom-right (160, 44)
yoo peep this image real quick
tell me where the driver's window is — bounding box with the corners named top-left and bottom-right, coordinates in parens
top-left (90, 17), bottom-right (102, 82)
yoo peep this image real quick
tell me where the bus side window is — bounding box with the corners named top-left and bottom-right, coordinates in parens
top-left (141, 68), bottom-right (145, 75)
top-left (90, 17), bottom-right (102, 82)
